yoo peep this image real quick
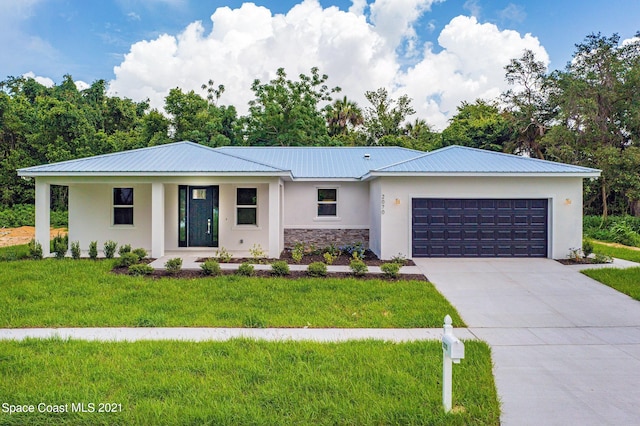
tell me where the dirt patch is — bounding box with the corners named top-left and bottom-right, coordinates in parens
top-left (0, 226), bottom-right (67, 248)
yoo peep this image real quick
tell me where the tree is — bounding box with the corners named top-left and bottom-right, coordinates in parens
top-left (362, 88), bottom-right (415, 145)
top-left (442, 100), bottom-right (510, 152)
top-left (502, 49), bottom-right (554, 159)
top-left (244, 67), bottom-right (340, 146)
top-left (325, 96), bottom-right (364, 137)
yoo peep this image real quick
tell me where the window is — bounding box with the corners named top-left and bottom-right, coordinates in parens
top-left (236, 188), bottom-right (257, 225)
top-left (113, 188), bottom-right (133, 225)
top-left (317, 188), bottom-right (337, 217)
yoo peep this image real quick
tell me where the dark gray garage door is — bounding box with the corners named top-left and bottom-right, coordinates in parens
top-left (412, 198), bottom-right (548, 257)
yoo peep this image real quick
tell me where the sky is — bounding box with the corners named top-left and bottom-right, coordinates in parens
top-left (2, 0), bottom-right (639, 130)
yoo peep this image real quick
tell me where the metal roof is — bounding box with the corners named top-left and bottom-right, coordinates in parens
top-left (217, 146), bottom-right (421, 179)
top-left (18, 142), bottom-right (601, 179)
top-left (368, 145), bottom-right (601, 177)
top-left (18, 141), bottom-right (287, 176)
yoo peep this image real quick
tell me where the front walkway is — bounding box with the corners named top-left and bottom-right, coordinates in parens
top-left (414, 258), bottom-right (640, 426)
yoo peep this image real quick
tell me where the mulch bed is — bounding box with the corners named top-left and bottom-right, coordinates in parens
top-left (111, 266), bottom-right (427, 281)
top-left (556, 258), bottom-right (612, 265)
top-left (197, 249), bottom-right (415, 267)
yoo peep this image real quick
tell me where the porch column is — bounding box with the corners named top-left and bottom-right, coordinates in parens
top-left (34, 178), bottom-right (51, 257)
top-left (151, 182), bottom-right (165, 258)
top-left (268, 179), bottom-right (281, 258)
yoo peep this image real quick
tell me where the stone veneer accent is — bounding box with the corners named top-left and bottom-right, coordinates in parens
top-left (284, 228), bottom-right (369, 249)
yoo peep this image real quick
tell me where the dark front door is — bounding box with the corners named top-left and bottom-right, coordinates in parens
top-left (412, 198), bottom-right (548, 257)
top-left (188, 186), bottom-right (218, 247)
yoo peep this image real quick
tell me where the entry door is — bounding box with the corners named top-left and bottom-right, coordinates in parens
top-left (188, 186), bottom-right (218, 247)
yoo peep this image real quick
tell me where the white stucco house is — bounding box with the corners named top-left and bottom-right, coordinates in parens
top-left (18, 141), bottom-right (600, 259)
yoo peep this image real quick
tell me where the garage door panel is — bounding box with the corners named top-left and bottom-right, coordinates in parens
top-left (412, 198), bottom-right (548, 257)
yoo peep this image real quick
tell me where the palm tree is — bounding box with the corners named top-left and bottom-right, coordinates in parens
top-left (325, 96), bottom-right (364, 136)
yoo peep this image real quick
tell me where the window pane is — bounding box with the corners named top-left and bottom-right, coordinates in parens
top-left (114, 207), bottom-right (134, 225)
top-left (113, 188), bottom-right (133, 205)
top-left (237, 207), bottom-right (257, 225)
top-left (237, 188), bottom-right (257, 205)
top-left (318, 203), bottom-right (337, 216)
top-left (318, 188), bottom-right (337, 202)
top-left (192, 189), bottom-right (207, 200)
top-left (178, 186), bottom-right (187, 246)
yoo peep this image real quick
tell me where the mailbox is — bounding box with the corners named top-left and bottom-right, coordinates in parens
top-left (442, 334), bottom-right (465, 363)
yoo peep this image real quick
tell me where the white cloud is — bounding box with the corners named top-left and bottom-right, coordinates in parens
top-left (108, 0), bottom-right (549, 131)
top-left (499, 3), bottom-right (526, 24)
top-left (22, 71), bottom-right (54, 88)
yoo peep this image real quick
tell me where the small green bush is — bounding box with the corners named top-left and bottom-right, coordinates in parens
top-left (215, 247), bottom-right (232, 263)
top-left (52, 234), bottom-right (67, 259)
top-left (307, 261), bottom-right (327, 277)
top-left (236, 262), bottom-right (255, 276)
top-left (380, 262), bottom-right (401, 279)
top-left (28, 239), bottom-right (43, 260)
top-left (88, 241), bottom-right (98, 260)
top-left (103, 240), bottom-right (117, 259)
top-left (390, 253), bottom-right (408, 266)
top-left (70, 241), bottom-right (81, 259)
top-left (594, 253), bottom-right (613, 264)
top-left (129, 264), bottom-right (154, 276)
top-left (164, 258), bottom-right (182, 275)
top-left (117, 252), bottom-right (140, 268)
top-left (582, 239), bottom-right (594, 258)
top-left (118, 244), bottom-right (132, 256)
top-left (350, 258), bottom-right (368, 276)
top-left (250, 244), bottom-right (267, 263)
top-left (292, 243), bottom-right (304, 263)
top-left (271, 260), bottom-right (290, 276)
top-left (132, 248), bottom-right (147, 259)
top-left (201, 259), bottom-right (222, 276)
top-left (323, 252), bottom-right (336, 265)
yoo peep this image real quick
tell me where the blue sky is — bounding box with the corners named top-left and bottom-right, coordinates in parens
top-left (2, 0), bottom-right (639, 129)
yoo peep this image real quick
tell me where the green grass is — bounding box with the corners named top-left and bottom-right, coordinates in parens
top-left (582, 267), bottom-right (640, 301)
top-left (591, 241), bottom-right (640, 263)
top-left (0, 244), bottom-right (30, 261)
top-left (0, 339), bottom-right (499, 425)
top-left (0, 259), bottom-right (464, 328)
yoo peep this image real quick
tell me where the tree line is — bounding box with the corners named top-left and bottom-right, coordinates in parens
top-left (1, 32), bottom-right (639, 217)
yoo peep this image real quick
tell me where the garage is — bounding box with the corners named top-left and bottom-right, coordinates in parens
top-left (412, 198), bottom-right (548, 257)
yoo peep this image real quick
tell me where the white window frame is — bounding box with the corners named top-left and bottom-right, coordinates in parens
top-left (235, 187), bottom-right (258, 227)
top-left (112, 187), bottom-right (134, 226)
top-left (315, 186), bottom-right (340, 220)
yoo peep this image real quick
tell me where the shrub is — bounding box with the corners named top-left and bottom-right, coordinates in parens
top-left (201, 259), bottom-right (222, 276)
top-left (390, 253), bottom-right (408, 266)
top-left (88, 241), bottom-right (98, 260)
top-left (350, 258), bottom-right (368, 276)
top-left (323, 252), bottom-right (337, 265)
top-left (249, 243), bottom-right (267, 263)
top-left (129, 264), bottom-right (154, 276)
top-left (117, 252), bottom-right (140, 268)
top-left (28, 239), bottom-right (43, 260)
top-left (164, 257), bottom-right (182, 275)
top-left (594, 253), bottom-right (613, 264)
top-left (236, 262), bottom-right (254, 276)
top-left (582, 239), bottom-right (594, 258)
top-left (118, 244), bottom-right (132, 256)
top-left (271, 260), bottom-right (290, 276)
top-left (291, 243), bottom-right (305, 263)
top-left (70, 241), bottom-right (81, 259)
top-left (610, 222), bottom-right (640, 247)
top-left (380, 262), bottom-right (401, 279)
top-left (132, 248), bottom-right (147, 260)
top-left (103, 240), bottom-right (118, 259)
top-left (323, 244), bottom-right (341, 256)
top-left (341, 243), bottom-right (365, 260)
top-left (52, 234), bottom-right (68, 259)
top-left (215, 247), bottom-right (232, 263)
top-left (307, 261), bottom-right (327, 277)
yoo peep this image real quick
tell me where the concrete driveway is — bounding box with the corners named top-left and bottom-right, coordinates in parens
top-left (414, 258), bottom-right (640, 426)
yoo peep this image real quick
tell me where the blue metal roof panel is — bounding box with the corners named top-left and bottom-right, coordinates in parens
top-left (19, 142), bottom-right (286, 174)
top-left (217, 146), bottom-right (422, 178)
top-left (373, 145), bottom-right (601, 174)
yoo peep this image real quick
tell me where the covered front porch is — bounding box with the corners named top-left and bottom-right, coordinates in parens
top-left (32, 177), bottom-right (284, 259)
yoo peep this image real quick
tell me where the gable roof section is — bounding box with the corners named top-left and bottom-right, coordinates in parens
top-left (18, 141), bottom-right (288, 176)
top-left (365, 145), bottom-right (600, 178)
top-left (217, 146), bottom-right (421, 179)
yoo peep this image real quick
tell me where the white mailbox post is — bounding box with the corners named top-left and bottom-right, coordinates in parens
top-left (442, 314), bottom-right (464, 413)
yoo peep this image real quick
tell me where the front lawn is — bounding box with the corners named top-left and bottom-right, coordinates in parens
top-left (582, 267), bottom-right (640, 301)
top-left (0, 259), bottom-right (463, 328)
top-left (591, 241), bottom-right (640, 263)
top-left (0, 339), bottom-right (499, 425)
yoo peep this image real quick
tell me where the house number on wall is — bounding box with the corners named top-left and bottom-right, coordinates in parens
top-left (381, 194), bottom-right (385, 215)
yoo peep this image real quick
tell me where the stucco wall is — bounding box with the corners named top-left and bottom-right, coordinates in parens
top-left (374, 176), bottom-right (584, 260)
top-left (68, 183), bottom-right (152, 251)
